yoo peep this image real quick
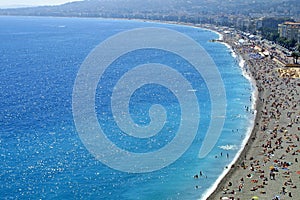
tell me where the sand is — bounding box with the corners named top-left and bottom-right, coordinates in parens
top-left (206, 29), bottom-right (300, 200)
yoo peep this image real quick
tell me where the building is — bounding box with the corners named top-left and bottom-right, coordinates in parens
top-left (278, 22), bottom-right (300, 42)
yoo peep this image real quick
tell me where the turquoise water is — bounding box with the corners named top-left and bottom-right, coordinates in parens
top-left (0, 16), bottom-right (253, 199)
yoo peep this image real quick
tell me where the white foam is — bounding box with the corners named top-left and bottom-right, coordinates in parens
top-left (218, 144), bottom-right (238, 151)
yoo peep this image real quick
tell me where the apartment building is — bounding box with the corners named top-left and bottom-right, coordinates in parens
top-left (278, 22), bottom-right (300, 42)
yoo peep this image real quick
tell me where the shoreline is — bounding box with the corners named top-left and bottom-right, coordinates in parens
top-left (205, 39), bottom-right (262, 199)
top-left (205, 26), bottom-right (300, 200)
top-left (201, 30), bottom-right (259, 200)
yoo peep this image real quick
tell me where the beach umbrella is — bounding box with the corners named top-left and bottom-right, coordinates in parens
top-left (269, 166), bottom-right (275, 170)
top-left (252, 196), bottom-right (259, 200)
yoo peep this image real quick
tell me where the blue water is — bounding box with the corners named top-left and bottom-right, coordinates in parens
top-left (0, 16), bottom-right (253, 199)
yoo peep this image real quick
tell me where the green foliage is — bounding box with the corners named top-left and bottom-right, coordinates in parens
top-left (259, 27), bottom-right (280, 41)
top-left (276, 37), bottom-right (297, 49)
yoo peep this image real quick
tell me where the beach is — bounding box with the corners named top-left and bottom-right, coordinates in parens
top-left (206, 27), bottom-right (300, 200)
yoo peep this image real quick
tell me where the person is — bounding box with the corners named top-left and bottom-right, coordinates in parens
top-left (282, 186), bottom-right (286, 195)
top-left (270, 171), bottom-right (275, 180)
top-left (238, 184), bottom-right (243, 192)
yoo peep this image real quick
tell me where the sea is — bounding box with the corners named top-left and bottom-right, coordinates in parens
top-left (0, 16), bottom-right (254, 199)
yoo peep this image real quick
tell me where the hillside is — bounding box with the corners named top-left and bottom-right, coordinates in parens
top-left (0, 0), bottom-right (298, 22)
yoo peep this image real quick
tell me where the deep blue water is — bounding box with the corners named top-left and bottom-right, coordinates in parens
top-left (0, 16), bottom-right (253, 199)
